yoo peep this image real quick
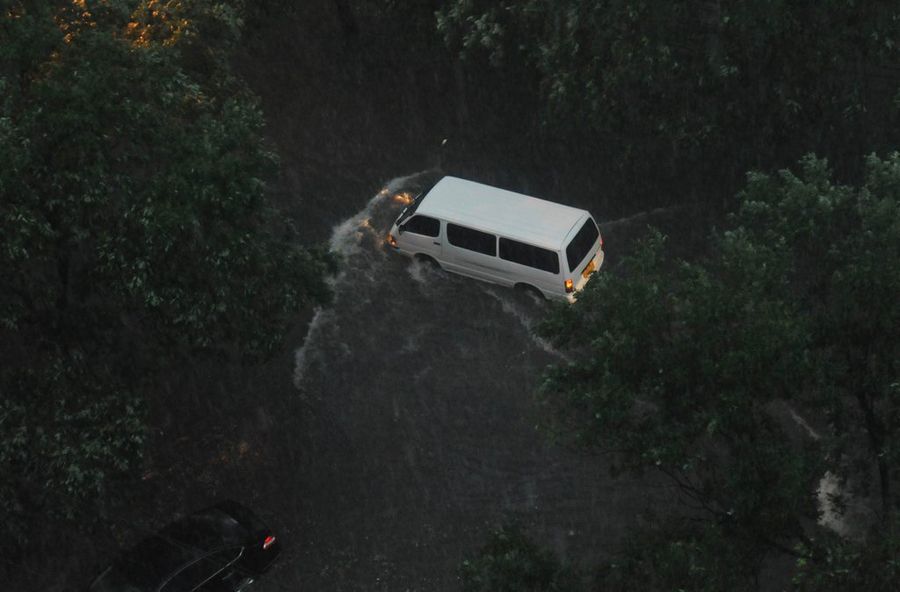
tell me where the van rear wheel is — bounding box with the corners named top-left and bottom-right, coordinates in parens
top-left (514, 283), bottom-right (546, 303)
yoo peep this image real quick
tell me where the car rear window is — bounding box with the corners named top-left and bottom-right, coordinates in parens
top-left (117, 536), bottom-right (197, 589)
top-left (499, 238), bottom-right (559, 274)
top-left (160, 549), bottom-right (242, 592)
top-left (565, 218), bottom-right (599, 272)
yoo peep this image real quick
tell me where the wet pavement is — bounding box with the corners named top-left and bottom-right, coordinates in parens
top-left (261, 173), bottom-right (669, 590)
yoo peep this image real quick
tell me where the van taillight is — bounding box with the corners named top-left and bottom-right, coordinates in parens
top-left (564, 279), bottom-right (574, 293)
top-left (263, 535), bottom-right (276, 550)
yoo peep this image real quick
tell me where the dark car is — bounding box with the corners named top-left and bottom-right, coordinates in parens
top-left (88, 500), bottom-right (281, 592)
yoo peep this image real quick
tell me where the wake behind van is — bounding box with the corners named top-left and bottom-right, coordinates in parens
top-left (386, 176), bottom-right (604, 302)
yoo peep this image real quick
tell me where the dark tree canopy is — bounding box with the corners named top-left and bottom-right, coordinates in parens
top-left (436, 3), bottom-right (900, 585)
top-left (438, 1), bottom-right (900, 205)
top-left (537, 153), bottom-right (900, 586)
top-left (0, 0), bottom-right (334, 550)
top-left (460, 524), bottom-right (581, 592)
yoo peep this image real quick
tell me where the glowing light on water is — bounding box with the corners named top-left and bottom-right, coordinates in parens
top-left (377, 188), bottom-right (413, 205)
top-left (393, 191), bottom-right (414, 205)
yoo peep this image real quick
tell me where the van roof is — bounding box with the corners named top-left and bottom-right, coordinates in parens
top-left (416, 176), bottom-right (589, 250)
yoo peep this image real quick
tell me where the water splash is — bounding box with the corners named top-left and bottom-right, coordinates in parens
top-left (482, 288), bottom-right (569, 362)
top-left (327, 171), bottom-right (435, 278)
top-left (293, 307), bottom-right (335, 388)
top-left (817, 471), bottom-right (851, 536)
top-left (328, 199), bottom-right (384, 263)
top-left (406, 258), bottom-right (429, 284)
top-left (785, 404), bottom-right (871, 538)
top-left (788, 407), bottom-right (821, 440)
top-left (597, 205), bottom-right (689, 234)
top-left (405, 257), bottom-right (446, 294)
top-left (294, 171), bottom-right (435, 388)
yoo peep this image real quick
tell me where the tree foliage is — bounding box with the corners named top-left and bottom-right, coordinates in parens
top-left (438, 1), bottom-right (900, 202)
top-left (538, 153), bottom-right (900, 583)
top-left (461, 521), bottom-right (756, 592)
top-left (460, 524), bottom-right (583, 592)
top-left (792, 515), bottom-right (900, 592)
top-left (597, 520), bottom-right (757, 592)
top-left (736, 154), bottom-right (900, 516)
top-left (539, 228), bottom-right (820, 552)
top-left (0, 0), bottom-right (334, 551)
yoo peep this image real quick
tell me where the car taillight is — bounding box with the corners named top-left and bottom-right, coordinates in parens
top-left (564, 279), bottom-right (574, 293)
top-left (263, 535), bottom-right (276, 550)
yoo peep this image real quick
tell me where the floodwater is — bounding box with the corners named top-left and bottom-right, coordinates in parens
top-left (264, 173), bottom-right (666, 590)
top-left (242, 173), bottom-right (867, 591)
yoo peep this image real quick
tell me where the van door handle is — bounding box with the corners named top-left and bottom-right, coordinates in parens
top-left (433, 241), bottom-right (441, 245)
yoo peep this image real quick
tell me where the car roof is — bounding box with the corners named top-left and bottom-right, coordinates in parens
top-left (415, 176), bottom-right (590, 250)
top-left (160, 507), bottom-right (248, 549)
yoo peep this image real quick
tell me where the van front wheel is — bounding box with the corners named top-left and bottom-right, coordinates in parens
top-left (415, 254), bottom-right (441, 270)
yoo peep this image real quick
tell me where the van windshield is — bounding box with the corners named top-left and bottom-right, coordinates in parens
top-left (565, 218), bottom-right (599, 272)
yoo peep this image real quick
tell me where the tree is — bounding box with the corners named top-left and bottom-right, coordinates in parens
top-left (460, 524), bottom-right (583, 592)
top-left (597, 519), bottom-right (757, 592)
top-left (437, 1), bottom-right (900, 205)
top-left (541, 230), bottom-right (821, 559)
top-left (792, 514), bottom-right (900, 592)
top-left (0, 0), bottom-right (334, 554)
top-left (538, 153), bottom-right (900, 582)
top-left (736, 154), bottom-right (900, 517)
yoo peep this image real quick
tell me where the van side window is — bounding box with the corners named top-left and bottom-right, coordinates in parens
top-left (402, 215), bottom-right (440, 237)
top-left (499, 238), bottom-right (560, 274)
top-left (447, 224), bottom-right (496, 256)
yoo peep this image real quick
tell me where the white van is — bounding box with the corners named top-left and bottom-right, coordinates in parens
top-left (387, 176), bottom-right (604, 302)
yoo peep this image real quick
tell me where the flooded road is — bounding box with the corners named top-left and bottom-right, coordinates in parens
top-left (264, 173), bottom-right (666, 591)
